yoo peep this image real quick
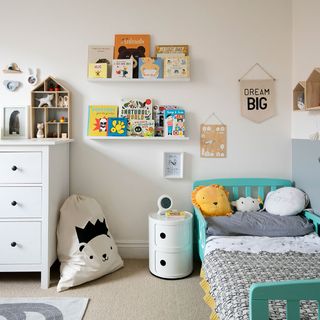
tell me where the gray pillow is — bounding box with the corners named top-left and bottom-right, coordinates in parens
top-left (206, 211), bottom-right (314, 237)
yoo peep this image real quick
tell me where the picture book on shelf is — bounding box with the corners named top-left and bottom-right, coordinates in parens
top-left (107, 118), bottom-right (128, 136)
top-left (153, 105), bottom-right (179, 137)
top-left (87, 105), bottom-right (118, 136)
top-left (114, 34), bottom-right (150, 78)
top-left (164, 56), bottom-right (190, 78)
top-left (119, 98), bottom-right (153, 120)
top-left (155, 45), bottom-right (189, 58)
top-left (128, 120), bottom-right (155, 137)
top-left (88, 63), bottom-right (108, 78)
top-left (88, 45), bottom-right (113, 78)
top-left (164, 109), bottom-right (185, 137)
top-left (138, 57), bottom-right (163, 79)
top-left (112, 59), bottom-right (133, 79)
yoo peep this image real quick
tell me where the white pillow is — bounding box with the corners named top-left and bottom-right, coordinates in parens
top-left (264, 187), bottom-right (309, 216)
top-left (57, 195), bottom-right (123, 292)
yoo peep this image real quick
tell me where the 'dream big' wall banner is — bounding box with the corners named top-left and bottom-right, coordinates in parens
top-left (240, 79), bottom-right (275, 123)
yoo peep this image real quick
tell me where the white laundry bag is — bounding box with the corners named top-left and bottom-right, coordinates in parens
top-left (57, 195), bottom-right (123, 292)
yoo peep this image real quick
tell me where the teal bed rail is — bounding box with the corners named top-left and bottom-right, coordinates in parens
top-left (250, 279), bottom-right (320, 320)
top-left (193, 178), bottom-right (320, 320)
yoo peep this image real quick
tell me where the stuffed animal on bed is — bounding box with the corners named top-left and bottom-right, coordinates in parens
top-left (231, 197), bottom-right (262, 212)
top-left (192, 184), bottom-right (233, 217)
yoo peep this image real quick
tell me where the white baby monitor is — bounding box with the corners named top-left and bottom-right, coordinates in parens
top-left (157, 194), bottom-right (173, 215)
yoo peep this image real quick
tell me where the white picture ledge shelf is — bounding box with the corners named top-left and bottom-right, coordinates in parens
top-left (87, 78), bottom-right (190, 82)
top-left (87, 136), bottom-right (189, 141)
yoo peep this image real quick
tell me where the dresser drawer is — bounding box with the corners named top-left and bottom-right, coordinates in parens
top-left (0, 187), bottom-right (42, 218)
top-left (0, 152), bottom-right (42, 184)
top-left (0, 222), bottom-right (41, 264)
top-left (155, 223), bottom-right (191, 249)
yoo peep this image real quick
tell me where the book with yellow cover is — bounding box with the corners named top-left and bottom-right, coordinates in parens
top-left (87, 105), bottom-right (118, 136)
top-left (88, 63), bottom-right (108, 78)
top-left (155, 45), bottom-right (189, 58)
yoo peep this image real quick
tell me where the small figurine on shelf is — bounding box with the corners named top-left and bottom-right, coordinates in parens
top-left (37, 94), bottom-right (54, 108)
top-left (54, 85), bottom-right (60, 91)
top-left (60, 116), bottom-right (65, 123)
top-left (58, 96), bottom-right (64, 108)
top-left (36, 123), bottom-right (44, 138)
top-left (63, 95), bottom-right (69, 108)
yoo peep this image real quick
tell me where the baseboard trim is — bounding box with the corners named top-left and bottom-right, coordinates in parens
top-left (115, 240), bottom-right (149, 259)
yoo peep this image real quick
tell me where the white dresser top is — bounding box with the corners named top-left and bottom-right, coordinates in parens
top-left (0, 139), bottom-right (73, 146)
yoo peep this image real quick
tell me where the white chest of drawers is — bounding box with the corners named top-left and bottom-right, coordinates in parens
top-left (149, 212), bottom-right (193, 279)
top-left (0, 139), bottom-right (71, 288)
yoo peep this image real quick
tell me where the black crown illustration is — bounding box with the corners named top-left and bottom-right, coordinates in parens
top-left (75, 218), bottom-right (110, 244)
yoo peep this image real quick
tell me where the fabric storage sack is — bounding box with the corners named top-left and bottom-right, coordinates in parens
top-left (57, 195), bottom-right (123, 292)
top-left (264, 187), bottom-right (309, 216)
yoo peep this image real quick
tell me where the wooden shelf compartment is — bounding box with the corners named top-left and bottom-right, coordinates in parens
top-left (306, 68), bottom-right (320, 110)
top-left (293, 81), bottom-right (306, 111)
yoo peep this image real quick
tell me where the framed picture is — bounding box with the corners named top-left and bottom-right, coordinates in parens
top-left (1, 106), bottom-right (29, 139)
top-left (163, 152), bottom-right (184, 179)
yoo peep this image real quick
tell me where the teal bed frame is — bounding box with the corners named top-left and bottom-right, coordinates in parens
top-left (193, 178), bottom-right (320, 320)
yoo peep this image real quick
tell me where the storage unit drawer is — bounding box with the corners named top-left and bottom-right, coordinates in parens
top-left (155, 224), bottom-right (191, 248)
top-left (155, 249), bottom-right (193, 278)
top-left (0, 152), bottom-right (42, 184)
top-left (0, 187), bottom-right (42, 218)
top-left (0, 222), bottom-right (41, 264)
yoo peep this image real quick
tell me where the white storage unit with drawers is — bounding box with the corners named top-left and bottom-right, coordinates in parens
top-left (0, 139), bottom-right (71, 288)
top-left (149, 211), bottom-right (193, 279)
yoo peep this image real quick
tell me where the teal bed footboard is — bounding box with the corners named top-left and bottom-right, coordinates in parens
top-left (250, 279), bottom-right (320, 320)
top-left (193, 178), bottom-right (320, 320)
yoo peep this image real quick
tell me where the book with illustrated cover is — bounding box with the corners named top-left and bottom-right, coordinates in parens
top-left (138, 57), bottom-right (163, 79)
top-left (164, 109), bottom-right (185, 137)
top-left (114, 34), bottom-right (150, 78)
top-left (155, 45), bottom-right (188, 58)
top-left (165, 210), bottom-right (186, 218)
top-left (164, 56), bottom-right (190, 78)
top-left (88, 63), bottom-right (108, 78)
top-left (88, 45), bottom-right (113, 78)
top-left (128, 119), bottom-right (155, 137)
top-left (112, 59), bottom-right (133, 79)
top-left (119, 98), bottom-right (153, 120)
top-left (107, 117), bottom-right (128, 136)
top-left (153, 105), bottom-right (179, 137)
top-left (87, 105), bottom-right (118, 136)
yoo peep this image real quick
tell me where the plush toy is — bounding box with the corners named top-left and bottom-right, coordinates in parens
top-left (192, 184), bottom-right (232, 217)
top-left (231, 197), bottom-right (262, 212)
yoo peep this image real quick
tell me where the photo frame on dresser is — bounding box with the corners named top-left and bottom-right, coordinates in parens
top-left (1, 106), bottom-right (29, 139)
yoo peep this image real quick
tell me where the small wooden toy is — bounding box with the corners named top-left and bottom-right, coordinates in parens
top-left (60, 116), bottom-right (65, 123)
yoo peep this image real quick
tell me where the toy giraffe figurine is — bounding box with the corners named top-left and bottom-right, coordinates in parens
top-left (36, 123), bottom-right (44, 138)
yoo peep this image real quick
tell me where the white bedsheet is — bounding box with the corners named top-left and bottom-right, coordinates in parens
top-left (205, 232), bottom-right (320, 256)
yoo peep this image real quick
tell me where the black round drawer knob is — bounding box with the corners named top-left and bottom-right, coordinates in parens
top-left (11, 242), bottom-right (17, 247)
top-left (11, 165), bottom-right (18, 171)
top-left (11, 201), bottom-right (17, 206)
top-left (160, 232), bottom-right (166, 239)
top-left (160, 259), bottom-right (166, 266)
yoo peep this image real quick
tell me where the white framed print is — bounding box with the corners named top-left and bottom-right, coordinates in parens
top-left (1, 106), bottom-right (29, 139)
top-left (163, 152), bottom-right (184, 179)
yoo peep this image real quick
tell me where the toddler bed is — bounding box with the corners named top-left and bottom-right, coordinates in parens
top-left (193, 178), bottom-right (320, 320)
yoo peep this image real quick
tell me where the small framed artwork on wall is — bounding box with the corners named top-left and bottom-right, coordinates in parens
top-left (163, 152), bottom-right (184, 179)
top-left (1, 106), bottom-right (29, 139)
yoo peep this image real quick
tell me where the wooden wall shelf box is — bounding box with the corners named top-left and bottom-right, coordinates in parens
top-left (293, 81), bottom-right (306, 111)
top-left (306, 68), bottom-right (320, 110)
top-left (31, 76), bottom-right (71, 139)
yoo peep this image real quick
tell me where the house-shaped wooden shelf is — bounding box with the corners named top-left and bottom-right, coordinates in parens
top-left (293, 81), bottom-right (306, 111)
top-left (31, 76), bottom-right (71, 139)
top-left (306, 68), bottom-right (320, 110)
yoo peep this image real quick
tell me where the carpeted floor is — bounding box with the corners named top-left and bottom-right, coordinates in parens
top-left (0, 259), bottom-right (210, 320)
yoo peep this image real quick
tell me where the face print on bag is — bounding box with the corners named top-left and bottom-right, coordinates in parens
top-left (75, 219), bottom-right (115, 265)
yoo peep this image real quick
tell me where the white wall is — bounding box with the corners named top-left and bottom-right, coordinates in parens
top-left (292, 0), bottom-right (320, 139)
top-left (0, 0), bottom-right (292, 257)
